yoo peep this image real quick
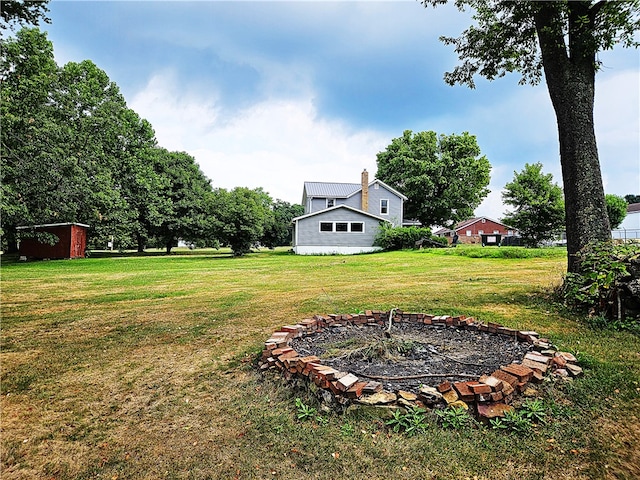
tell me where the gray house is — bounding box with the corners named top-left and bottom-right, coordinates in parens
top-left (291, 170), bottom-right (409, 255)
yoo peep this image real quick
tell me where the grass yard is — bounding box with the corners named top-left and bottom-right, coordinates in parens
top-left (1, 248), bottom-right (639, 479)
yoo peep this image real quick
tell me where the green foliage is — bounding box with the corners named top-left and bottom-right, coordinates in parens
top-left (562, 242), bottom-right (640, 322)
top-left (521, 398), bottom-right (547, 424)
top-left (625, 194), bottom-right (640, 204)
top-left (376, 130), bottom-right (491, 228)
top-left (605, 194), bottom-right (628, 229)
top-left (261, 200), bottom-right (304, 248)
top-left (385, 406), bottom-right (429, 436)
top-left (423, 245), bottom-right (566, 259)
top-left (374, 224), bottom-right (445, 251)
top-left (211, 187), bottom-right (274, 256)
top-left (294, 397), bottom-right (317, 421)
top-left (491, 409), bottom-right (532, 436)
top-left (433, 405), bottom-right (473, 430)
top-left (0, 0), bottom-right (50, 36)
top-left (502, 163), bottom-right (565, 247)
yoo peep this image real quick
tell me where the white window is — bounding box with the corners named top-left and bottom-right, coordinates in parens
top-left (493, 230), bottom-right (500, 234)
top-left (466, 230), bottom-right (472, 237)
top-left (326, 198), bottom-right (335, 208)
top-left (380, 199), bottom-right (389, 215)
top-left (374, 184), bottom-right (379, 190)
top-left (481, 218), bottom-right (486, 223)
top-left (319, 222), bottom-right (365, 233)
top-left (478, 230), bottom-right (484, 235)
top-left (508, 230), bottom-right (514, 236)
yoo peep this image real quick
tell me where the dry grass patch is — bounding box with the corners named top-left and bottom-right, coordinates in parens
top-left (1, 249), bottom-right (639, 479)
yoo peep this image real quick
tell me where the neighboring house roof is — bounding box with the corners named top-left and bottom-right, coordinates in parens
top-left (434, 217), bottom-right (516, 235)
top-left (292, 204), bottom-right (391, 223)
top-left (302, 179), bottom-right (408, 202)
top-left (16, 222), bottom-right (90, 229)
top-left (628, 203), bottom-right (640, 214)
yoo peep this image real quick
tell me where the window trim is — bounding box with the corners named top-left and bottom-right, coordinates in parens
top-left (318, 221), bottom-right (366, 233)
top-left (326, 198), bottom-right (335, 208)
top-left (380, 198), bottom-right (389, 215)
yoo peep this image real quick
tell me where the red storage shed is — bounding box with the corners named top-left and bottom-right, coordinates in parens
top-left (16, 223), bottom-right (89, 259)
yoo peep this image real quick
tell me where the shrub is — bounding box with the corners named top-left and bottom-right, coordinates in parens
top-left (562, 241), bottom-right (640, 324)
top-left (374, 224), bottom-right (445, 250)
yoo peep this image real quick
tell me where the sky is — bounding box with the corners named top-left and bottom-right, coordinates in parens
top-left (40, 0), bottom-right (639, 221)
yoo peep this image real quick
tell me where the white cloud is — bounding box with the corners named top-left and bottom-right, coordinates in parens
top-left (130, 73), bottom-right (388, 204)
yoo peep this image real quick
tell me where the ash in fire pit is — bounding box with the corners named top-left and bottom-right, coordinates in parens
top-left (290, 322), bottom-right (532, 393)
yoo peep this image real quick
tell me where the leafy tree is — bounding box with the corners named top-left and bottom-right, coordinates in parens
top-left (502, 163), bottom-right (565, 247)
top-left (211, 187), bottom-right (273, 256)
top-left (261, 200), bottom-right (304, 248)
top-left (422, 1), bottom-right (639, 271)
top-left (1, 0), bottom-right (50, 37)
top-left (376, 130), bottom-right (490, 227)
top-left (150, 149), bottom-right (215, 254)
top-left (625, 194), bottom-right (640, 204)
top-left (605, 194), bottom-right (628, 229)
top-left (1, 28), bottom-right (58, 251)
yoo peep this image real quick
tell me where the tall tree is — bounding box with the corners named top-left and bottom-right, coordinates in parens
top-left (502, 163), bottom-right (565, 247)
top-left (261, 200), bottom-right (304, 248)
top-left (625, 194), bottom-right (640, 204)
top-left (1, 0), bottom-right (50, 37)
top-left (1, 28), bottom-right (58, 250)
top-left (211, 187), bottom-right (273, 256)
top-left (605, 194), bottom-right (628, 229)
top-left (151, 149), bottom-right (214, 254)
top-left (422, 1), bottom-right (640, 271)
top-left (376, 130), bottom-right (491, 227)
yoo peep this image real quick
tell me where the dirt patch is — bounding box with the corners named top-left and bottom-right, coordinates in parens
top-left (291, 322), bottom-right (533, 393)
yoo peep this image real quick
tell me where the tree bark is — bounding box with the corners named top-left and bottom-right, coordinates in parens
top-left (534, 2), bottom-right (611, 273)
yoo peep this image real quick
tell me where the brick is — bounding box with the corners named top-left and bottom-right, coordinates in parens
top-left (491, 369), bottom-right (519, 387)
top-left (346, 382), bottom-right (367, 399)
top-left (566, 363), bottom-right (583, 377)
top-left (271, 347), bottom-right (294, 356)
top-left (522, 358), bottom-right (549, 374)
top-left (398, 390), bottom-right (418, 401)
top-left (437, 381), bottom-right (452, 393)
top-left (336, 373), bottom-right (359, 392)
top-left (470, 383), bottom-right (492, 394)
top-left (452, 382), bottom-right (475, 402)
top-left (362, 381), bottom-right (383, 394)
top-left (479, 375), bottom-right (504, 391)
top-left (525, 352), bottom-right (552, 365)
top-left (557, 351), bottom-right (578, 363)
top-left (500, 364), bottom-right (534, 382)
top-left (490, 391), bottom-right (504, 402)
top-left (477, 402), bottom-right (514, 420)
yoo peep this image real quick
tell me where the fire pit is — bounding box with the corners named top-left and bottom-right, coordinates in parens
top-left (259, 310), bottom-right (583, 420)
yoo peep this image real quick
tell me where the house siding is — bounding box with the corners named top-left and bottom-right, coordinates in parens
top-left (366, 183), bottom-right (402, 226)
top-left (294, 208), bottom-right (385, 253)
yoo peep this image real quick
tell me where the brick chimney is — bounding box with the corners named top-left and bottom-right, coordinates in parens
top-left (361, 169), bottom-right (369, 211)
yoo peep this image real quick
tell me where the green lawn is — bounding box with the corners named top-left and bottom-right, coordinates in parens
top-left (1, 248), bottom-right (638, 479)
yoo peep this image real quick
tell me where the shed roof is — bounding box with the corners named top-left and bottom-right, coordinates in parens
top-left (16, 222), bottom-right (90, 230)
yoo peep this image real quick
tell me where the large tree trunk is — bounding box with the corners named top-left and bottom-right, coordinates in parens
top-left (534, 2), bottom-right (611, 273)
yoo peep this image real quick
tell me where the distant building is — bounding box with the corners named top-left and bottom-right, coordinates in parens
top-left (16, 223), bottom-right (89, 259)
top-left (434, 217), bottom-right (518, 245)
top-left (612, 203), bottom-right (640, 241)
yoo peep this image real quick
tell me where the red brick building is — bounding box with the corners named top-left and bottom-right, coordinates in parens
top-left (16, 223), bottom-right (89, 259)
top-left (435, 217), bottom-right (518, 245)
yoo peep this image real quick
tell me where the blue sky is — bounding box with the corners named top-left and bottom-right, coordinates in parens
top-left (42, 0), bottom-right (639, 221)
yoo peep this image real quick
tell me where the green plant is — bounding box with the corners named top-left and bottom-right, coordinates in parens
top-left (562, 242), bottom-right (639, 322)
top-left (295, 398), bottom-right (317, 422)
top-left (374, 224), bottom-right (445, 251)
top-left (501, 409), bottom-right (533, 435)
top-left (385, 406), bottom-right (429, 436)
top-left (521, 399), bottom-right (547, 424)
top-left (434, 405), bottom-right (472, 429)
top-left (340, 422), bottom-right (355, 437)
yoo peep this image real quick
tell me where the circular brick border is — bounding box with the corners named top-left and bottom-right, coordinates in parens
top-left (259, 310), bottom-right (583, 421)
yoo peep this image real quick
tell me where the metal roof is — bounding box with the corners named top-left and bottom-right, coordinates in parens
top-left (16, 222), bottom-right (90, 230)
top-left (303, 182), bottom-right (361, 198)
